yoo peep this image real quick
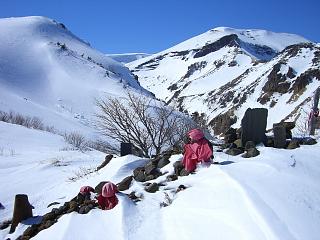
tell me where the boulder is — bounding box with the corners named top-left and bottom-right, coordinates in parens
top-left (133, 167), bottom-right (146, 182)
top-left (144, 161), bottom-right (158, 176)
top-left (224, 128), bottom-right (237, 144)
top-left (117, 176), bottom-right (133, 191)
top-left (157, 158), bottom-right (170, 168)
top-left (67, 201), bottom-right (79, 213)
top-left (244, 141), bottom-right (256, 150)
top-left (176, 185), bottom-right (187, 193)
top-left (233, 139), bottom-right (242, 148)
top-left (287, 139), bottom-right (300, 149)
top-left (173, 161), bottom-right (184, 176)
top-left (127, 191), bottom-right (141, 202)
top-left (38, 220), bottom-right (55, 231)
top-left (145, 175), bottom-right (156, 181)
top-left (145, 183), bottom-right (159, 193)
top-left (96, 155), bottom-right (113, 171)
top-left (283, 121), bottom-right (295, 130)
top-left (180, 169), bottom-right (190, 176)
top-left (225, 148), bottom-right (244, 156)
top-left (242, 148), bottom-right (260, 158)
top-left (265, 137), bottom-right (274, 147)
top-left (22, 225), bottom-right (38, 239)
top-left (78, 204), bottom-right (94, 215)
top-left (166, 174), bottom-right (178, 182)
top-left (157, 154), bottom-right (171, 168)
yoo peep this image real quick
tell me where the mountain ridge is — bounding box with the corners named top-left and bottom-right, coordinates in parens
top-left (127, 27), bottom-right (319, 134)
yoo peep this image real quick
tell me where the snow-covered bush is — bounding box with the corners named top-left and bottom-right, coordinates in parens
top-left (63, 131), bottom-right (89, 152)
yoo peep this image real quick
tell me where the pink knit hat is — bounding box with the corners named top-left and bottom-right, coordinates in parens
top-left (188, 129), bottom-right (204, 141)
top-left (101, 182), bottom-right (118, 197)
top-left (79, 186), bottom-right (94, 195)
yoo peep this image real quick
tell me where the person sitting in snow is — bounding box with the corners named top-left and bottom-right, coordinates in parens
top-left (96, 182), bottom-right (119, 210)
top-left (178, 129), bottom-right (213, 174)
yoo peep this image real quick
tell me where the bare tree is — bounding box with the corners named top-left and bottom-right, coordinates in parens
top-left (95, 92), bottom-right (194, 157)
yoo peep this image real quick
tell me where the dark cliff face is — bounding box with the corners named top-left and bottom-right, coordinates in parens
top-left (193, 34), bottom-right (239, 58)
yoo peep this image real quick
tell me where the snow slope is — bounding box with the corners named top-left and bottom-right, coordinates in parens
top-left (1, 121), bottom-right (320, 240)
top-left (0, 16), bottom-right (150, 137)
top-left (128, 27), bottom-right (319, 133)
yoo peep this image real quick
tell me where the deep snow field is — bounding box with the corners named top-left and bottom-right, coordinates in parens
top-left (1, 121), bottom-right (320, 240)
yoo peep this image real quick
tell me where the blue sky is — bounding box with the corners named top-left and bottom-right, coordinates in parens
top-left (1, 0), bottom-right (319, 54)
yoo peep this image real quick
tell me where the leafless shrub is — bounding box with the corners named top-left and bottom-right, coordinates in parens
top-left (67, 166), bottom-right (96, 182)
top-left (63, 132), bottom-right (89, 152)
top-left (88, 139), bottom-right (120, 155)
top-left (0, 147), bottom-right (16, 156)
top-left (95, 92), bottom-right (196, 157)
top-left (48, 157), bottom-right (69, 167)
top-left (0, 110), bottom-right (55, 133)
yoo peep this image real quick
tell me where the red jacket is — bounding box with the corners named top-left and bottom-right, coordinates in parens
top-left (97, 194), bottom-right (119, 210)
top-left (182, 138), bottom-right (213, 172)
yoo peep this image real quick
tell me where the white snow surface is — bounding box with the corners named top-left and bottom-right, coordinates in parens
top-left (0, 16), bottom-right (150, 137)
top-left (1, 121), bottom-right (320, 240)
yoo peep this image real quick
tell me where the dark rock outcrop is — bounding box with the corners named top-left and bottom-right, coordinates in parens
top-left (210, 111), bottom-right (237, 135)
top-left (194, 34), bottom-right (239, 58)
top-left (242, 148), bottom-right (260, 158)
top-left (133, 167), bottom-right (146, 182)
top-left (96, 155), bottom-right (113, 171)
top-left (117, 176), bottom-right (133, 191)
top-left (225, 148), bottom-right (244, 156)
top-left (224, 128), bottom-right (237, 144)
top-left (287, 139), bottom-right (300, 149)
top-left (145, 183), bottom-right (159, 193)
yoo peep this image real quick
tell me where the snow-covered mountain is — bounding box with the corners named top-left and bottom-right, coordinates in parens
top-left (128, 27), bottom-right (319, 134)
top-left (107, 53), bottom-right (150, 64)
top-left (0, 16), bottom-right (150, 137)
